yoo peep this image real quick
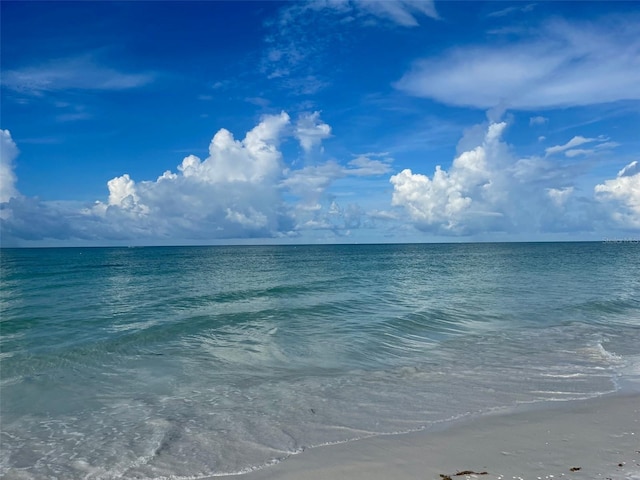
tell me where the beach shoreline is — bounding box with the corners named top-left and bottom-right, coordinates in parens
top-left (241, 393), bottom-right (640, 480)
top-left (3, 245), bottom-right (638, 479)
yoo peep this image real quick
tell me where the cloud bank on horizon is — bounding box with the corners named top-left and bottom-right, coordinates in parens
top-left (2, 116), bottom-right (637, 244)
top-left (1, 1), bottom-right (639, 245)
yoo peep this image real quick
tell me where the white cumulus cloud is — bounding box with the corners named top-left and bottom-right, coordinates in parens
top-left (547, 187), bottom-right (574, 207)
top-left (390, 123), bottom-right (511, 234)
top-left (1, 112), bottom-right (390, 244)
top-left (2, 114), bottom-right (296, 243)
top-left (294, 111), bottom-right (332, 152)
top-left (89, 112), bottom-right (293, 238)
top-left (388, 121), bottom-right (609, 236)
top-left (595, 161), bottom-right (640, 228)
top-left (0, 130), bottom-right (19, 203)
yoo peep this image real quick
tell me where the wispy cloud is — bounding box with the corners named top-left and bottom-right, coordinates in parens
top-left (545, 135), bottom-right (617, 157)
top-left (395, 15), bottom-right (640, 109)
top-left (486, 3), bottom-right (536, 19)
top-left (245, 97), bottom-right (271, 108)
top-left (12, 136), bottom-right (63, 145)
top-left (56, 112), bottom-right (92, 123)
top-left (545, 136), bottom-right (600, 156)
top-left (262, 0), bottom-right (438, 91)
top-left (2, 55), bottom-right (154, 95)
top-left (351, 0), bottom-right (439, 26)
top-left (281, 0), bottom-right (438, 28)
top-left (348, 153), bottom-right (393, 176)
top-left (564, 142), bottom-right (620, 158)
top-left (529, 116), bottom-right (548, 126)
top-left (282, 153), bottom-right (391, 206)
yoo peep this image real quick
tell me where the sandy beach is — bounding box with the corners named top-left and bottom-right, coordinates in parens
top-left (244, 394), bottom-right (640, 480)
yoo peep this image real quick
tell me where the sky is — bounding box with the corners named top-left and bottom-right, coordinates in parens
top-left (1, 0), bottom-right (639, 246)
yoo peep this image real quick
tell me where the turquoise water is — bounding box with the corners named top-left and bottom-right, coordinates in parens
top-left (1, 243), bottom-right (639, 479)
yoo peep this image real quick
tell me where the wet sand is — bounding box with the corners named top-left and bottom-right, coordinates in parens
top-left (243, 394), bottom-right (640, 480)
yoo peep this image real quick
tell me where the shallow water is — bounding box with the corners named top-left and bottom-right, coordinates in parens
top-left (1, 242), bottom-right (639, 479)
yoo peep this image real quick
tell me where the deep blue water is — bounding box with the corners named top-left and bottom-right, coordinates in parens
top-left (1, 243), bottom-right (639, 479)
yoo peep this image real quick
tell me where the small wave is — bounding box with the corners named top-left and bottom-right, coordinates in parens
top-left (594, 342), bottom-right (623, 362)
top-left (577, 342), bottom-right (624, 364)
top-left (539, 373), bottom-right (589, 378)
top-left (612, 353), bottom-right (640, 393)
top-left (106, 319), bottom-right (161, 334)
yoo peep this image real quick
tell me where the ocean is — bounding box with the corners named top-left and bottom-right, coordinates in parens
top-left (1, 242), bottom-right (639, 479)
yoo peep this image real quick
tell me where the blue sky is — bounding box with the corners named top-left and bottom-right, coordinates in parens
top-left (1, 1), bottom-right (639, 246)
